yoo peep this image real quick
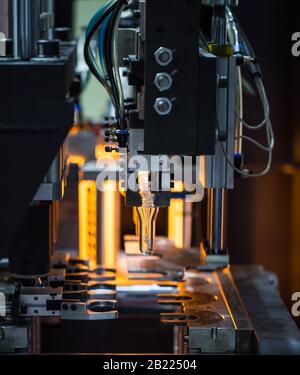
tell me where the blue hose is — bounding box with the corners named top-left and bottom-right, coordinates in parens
top-left (85, 0), bottom-right (116, 78)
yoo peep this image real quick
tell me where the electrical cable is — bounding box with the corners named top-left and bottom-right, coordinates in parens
top-left (84, 0), bottom-right (125, 123)
top-left (223, 7), bottom-right (274, 177)
top-left (112, 3), bottom-right (127, 128)
top-left (98, 13), bottom-right (112, 77)
top-left (218, 77), bottom-right (274, 178)
top-left (104, 0), bottom-right (126, 126)
top-left (235, 135), bottom-right (270, 152)
top-left (84, 1), bottom-right (117, 108)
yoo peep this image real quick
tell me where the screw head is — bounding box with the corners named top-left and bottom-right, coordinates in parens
top-left (154, 97), bottom-right (173, 116)
top-left (154, 47), bottom-right (173, 66)
top-left (154, 73), bottom-right (173, 92)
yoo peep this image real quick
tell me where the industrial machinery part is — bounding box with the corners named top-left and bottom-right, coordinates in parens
top-left (0, 278), bottom-right (28, 353)
top-left (0, 255), bottom-right (119, 354)
top-left (0, 0), bottom-right (76, 278)
top-left (160, 269), bottom-right (255, 354)
top-left (153, 73), bottom-right (173, 93)
top-left (202, 0), bottom-right (239, 6)
top-left (122, 246), bottom-right (300, 354)
top-left (0, 0), bottom-right (291, 358)
top-left (85, 0), bottom-right (273, 262)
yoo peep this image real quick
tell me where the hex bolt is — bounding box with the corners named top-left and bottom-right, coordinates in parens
top-left (154, 97), bottom-right (173, 116)
top-left (154, 73), bottom-right (173, 92)
top-left (154, 47), bottom-right (174, 66)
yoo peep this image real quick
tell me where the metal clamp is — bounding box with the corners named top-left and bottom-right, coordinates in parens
top-left (61, 299), bottom-right (118, 320)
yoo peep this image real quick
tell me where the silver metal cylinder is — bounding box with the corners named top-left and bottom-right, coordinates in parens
top-left (12, 0), bottom-right (40, 59)
top-left (208, 188), bottom-right (224, 254)
top-left (40, 0), bottom-right (54, 12)
top-left (20, 0), bottom-right (40, 59)
top-left (40, 0), bottom-right (54, 39)
top-left (202, 0), bottom-right (239, 6)
top-left (235, 67), bottom-right (243, 153)
top-left (48, 0), bottom-right (55, 40)
top-left (212, 6), bottom-right (227, 45)
top-left (12, 0), bottom-right (21, 58)
top-left (226, 6), bottom-right (240, 54)
top-left (208, 4), bottom-right (229, 255)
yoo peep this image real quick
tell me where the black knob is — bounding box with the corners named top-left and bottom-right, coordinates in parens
top-left (37, 39), bottom-right (60, 58)
top-left (53, 27), bottom-right (72, 42)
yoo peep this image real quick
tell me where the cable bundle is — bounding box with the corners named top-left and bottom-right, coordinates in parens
top-left (225, 6), bottom-right (274, 178)
top-left (84, 0), bottom-right (127, 129)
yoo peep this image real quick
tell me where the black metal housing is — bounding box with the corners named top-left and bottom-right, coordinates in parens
top-left (143, 0), bottom-right (216, 156)
top-left (0, 42), bottom-right (76, 269)
top-left (8, 203), bottom-right (53, 277)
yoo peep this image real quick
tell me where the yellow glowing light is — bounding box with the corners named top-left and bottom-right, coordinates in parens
top-left (101, 180), bottom-right (120, 269)
top-left (133, 207), bottom-right (139, 233)
top-left (215, 268), bottom-right (238, 330)
top-left (199, 156), bottom-right (206, 188)
top-left (70, 126), bottom-right (80, 135)
top-left (79, 180), bottom-right (97, 266)
top-left (79, 178), bottom-right (120, 269)
top-left (95, 144), bottom-right (106, 160)
top-left (168, 181), bottom-right (184, 249)
top-left (68, 155), bottom-right (86, 167)
top-left (95, 144), bottom-right (119, 160)
top-left (282, 164), bottom-right (297, 176)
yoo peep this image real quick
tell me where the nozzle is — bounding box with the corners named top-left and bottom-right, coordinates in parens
top-left (136, 171), bottom-right (159, 255)
top-left (137, 206), bottom-right (159, 255)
